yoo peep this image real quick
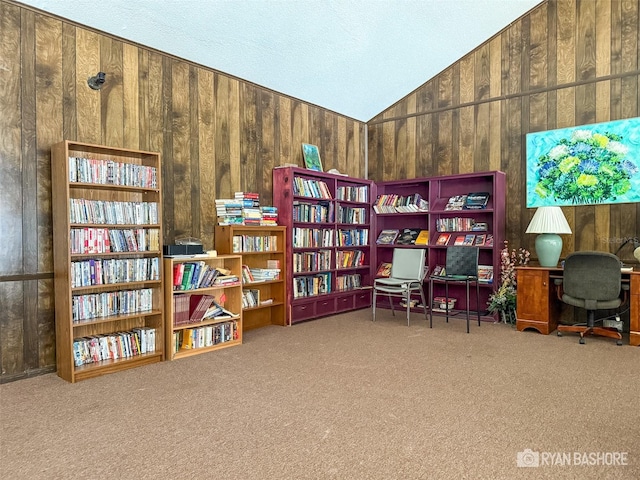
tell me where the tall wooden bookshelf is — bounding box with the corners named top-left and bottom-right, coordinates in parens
top-left (51, 140), bottom-right (164, 382)
top-left (164, 254), bottom-right (243, 359)
top-left (373, 171), bottom-right (506, 318)
top-left (272, 167), bottom-right (373, 324)
top-left (215, 225), bottom-right (287, 329)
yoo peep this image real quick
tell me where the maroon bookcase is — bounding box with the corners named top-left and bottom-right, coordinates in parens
top-left (373, 171), bottom-right (506, 317)
top-left (272, 167), bottom-right (374, 324)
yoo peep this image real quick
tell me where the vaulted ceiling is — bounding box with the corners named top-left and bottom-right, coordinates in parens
top-left (20, 0), bottom-right (542, 121)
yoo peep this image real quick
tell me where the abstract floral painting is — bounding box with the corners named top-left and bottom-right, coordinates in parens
top-left (526, 117), bottom-right (640, 207)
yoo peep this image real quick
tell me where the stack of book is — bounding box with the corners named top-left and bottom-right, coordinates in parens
top-left (215, 192), bottom-right (279, 226)
top-left (215, 198), bottom-right (244, 225)
top-left (260, 206), bottom-right (278, 225)
top-left (237, 192), bottom-right (262, 225)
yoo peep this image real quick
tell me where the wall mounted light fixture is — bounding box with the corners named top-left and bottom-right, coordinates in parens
top-left (87, 72), bottom-right (106, 90)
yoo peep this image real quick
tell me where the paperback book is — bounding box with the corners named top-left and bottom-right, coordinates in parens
top-left (395, 228), bottom-right (420, 245)
top-left (376, 229), bottom-right (399, 245)
top-left (436, 233), bottom-right (451, 246)
top-left (414, 230), bottom-right (430, 245)
top-left (376, 262), bottom-right (392, 277)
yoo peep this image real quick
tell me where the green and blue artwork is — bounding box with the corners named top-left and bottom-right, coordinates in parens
top-left (526, 117), bottom-right (640, 207)
top-left (302, 143), bottom-right (323, 172)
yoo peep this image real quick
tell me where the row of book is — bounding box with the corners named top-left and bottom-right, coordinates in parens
top-left (72, 288), bottom-right (154, 322)
top-left (73, 327), bottom-right (157, 367)
top-left (293, 200), bottom-right (333, 223)
top-left (435, 233), bottom-right (494, 247)
top-left (242, 289), bottom-right (261, 308)
top-left (336, 273), bottom-right (362, 290)
top-left (336, 185), bottom-right (369, 203)
top-left (69, 199), bottom-right (159, 225)
top-left (71, 257), bottom-right (160, 288)
top-left (70, 227), bottom-right (160, 254)
top-left (293, 272), bottom-right (332, 298)
top-left (174, 320), bottom-right (238, 353)
top-left (173, 294), bottom-right (237, 325)
top-left (443, 192), bottom-right (490, 210)
top-left (435, 217), bottom-right (486, 232)
top-left (293, 250), bottom-right (332, 274)
top-left (373, 193), bottom-right (429, 213)
top-left (337, 205), bottom-right (367, 225)
top-left (336, 249), bottom-right (366, 268)
top-left (376, 229), bottom-right (429, 246)
top-left (292, 227), bottom-right (335, 248)
top-left (293, 177), bottom-right (332, 199)
top-left (172, 262), bottom-right (239, 291)
top-left (231, 234), bottom-right (279, 253)
top-left (336, 228), bottom-right (369, 247)
top-left (68, 156), bottom-right (158, 188)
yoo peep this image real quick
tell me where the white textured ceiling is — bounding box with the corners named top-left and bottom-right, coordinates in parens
top-left (20, 0), bottom-right (541, 121)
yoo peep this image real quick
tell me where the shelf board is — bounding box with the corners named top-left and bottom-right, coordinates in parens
top-left (171, 315), bottom-right (241, 330)
top-left (243, 301), bottom-right (285, 312)
top-left (72, 280), bottom-right (162, 292)
top-left (73, 351), bottom-right (163, 381)
top-left (172, 339), bottom-right (241, 359)
top-left (69, 182), bottom-right (160, 194)
top-left (72, 309), bottom-right (162, 329)
top-left (71, 251), bottom-right (162, 258)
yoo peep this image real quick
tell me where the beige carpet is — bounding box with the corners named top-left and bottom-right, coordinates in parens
top-left (1, 309), bottom-right (639, 480)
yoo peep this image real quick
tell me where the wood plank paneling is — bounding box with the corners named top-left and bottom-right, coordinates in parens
top-left (368, 0), bottom-right (639, 270)
top-left (0, 0), bottom-right (367, 380)
top-left (1, 3), bottom-right (23, 276)
top-left (76, 28), bottom-right (101, 144)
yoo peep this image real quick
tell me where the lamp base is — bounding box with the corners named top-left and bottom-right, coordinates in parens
top-left (535, 233), bottom-right (563, 268)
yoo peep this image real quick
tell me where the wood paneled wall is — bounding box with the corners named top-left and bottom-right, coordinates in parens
top-left (0, 0), bottom-right (365, 381)
top-left (368, 0), bottom-right (640, 264)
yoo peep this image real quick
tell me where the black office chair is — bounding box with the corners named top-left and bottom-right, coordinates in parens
top-left (429, 246), bottom-right (480, 333)
top-left (372, 248), bottom-right (428, 326)
top-left (555, 251), bottom-right (626, 345)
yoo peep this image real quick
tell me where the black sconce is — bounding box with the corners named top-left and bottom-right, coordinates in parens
top-left (87, 72), bottom-right (106, 90)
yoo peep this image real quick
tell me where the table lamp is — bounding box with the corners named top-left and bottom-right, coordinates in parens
top-left (525, 206), bottom-right (572, 267)
top-left (614, 237), bottom-right (640, 263)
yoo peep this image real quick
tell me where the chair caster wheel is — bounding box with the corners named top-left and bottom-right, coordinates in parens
top-left (616, 340), bottom-right (623, 346)
top-left (579, 337), bottom-right (586, 344)
top-left (557, 331), bottom-right (562, 337)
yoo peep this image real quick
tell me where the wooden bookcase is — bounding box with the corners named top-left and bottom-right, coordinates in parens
top-left (272, 167), bottom-right (373, 324)
top-left (164, 254), bottom-right (243, 359)
top-left (374, 171), bottom-right (506, 318)
top-left (51, 140), bottom-right (164, 382)
top-left (215, 225), bottom-right (287, 329)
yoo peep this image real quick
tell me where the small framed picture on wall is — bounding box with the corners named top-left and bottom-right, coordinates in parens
top-left (302, 143), bottom-right (323, 172)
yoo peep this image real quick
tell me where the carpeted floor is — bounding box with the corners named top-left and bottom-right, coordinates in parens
top-left (1, 309), bottom-right (638, 480)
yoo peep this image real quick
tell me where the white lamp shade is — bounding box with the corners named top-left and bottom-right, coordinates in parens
top-left (525, 206), bottom-right (572, 234)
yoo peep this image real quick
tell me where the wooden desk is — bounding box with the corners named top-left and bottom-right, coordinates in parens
top-left (516, 266), bottom-right (640, 346)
